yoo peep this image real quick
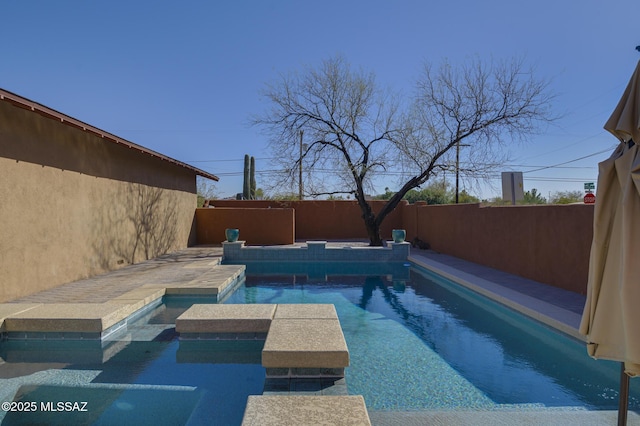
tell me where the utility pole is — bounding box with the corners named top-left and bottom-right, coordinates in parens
top-left (299, 130), bottom-right (304, 200)
top-left (455, 140), bottom-right (460, 204)
top-left (455, 141), bottom-right (470, 204)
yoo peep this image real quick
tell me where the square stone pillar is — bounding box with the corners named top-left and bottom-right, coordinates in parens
top-left (222, 241), bottom-right (245, 261)
top-left (306, 241), bottom-right (326, 259)
top-left (390, 241), bottom-right (410, 261)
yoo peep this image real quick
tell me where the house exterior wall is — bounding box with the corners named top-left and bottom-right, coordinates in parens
top-left (0, 101), bottom-right (198, 302)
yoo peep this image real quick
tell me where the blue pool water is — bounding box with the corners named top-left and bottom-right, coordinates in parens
top-left (227, 263), bottom-right (640, 411)
top-left (0, 310), bottom-right (265, 425)
top-left (0, 261), bottom-right (638, 425)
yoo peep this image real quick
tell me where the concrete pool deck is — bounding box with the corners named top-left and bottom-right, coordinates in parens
top-left (1, 243), bottom-right (638, 425)
top-left (1, 248), bottom-right (243, 338)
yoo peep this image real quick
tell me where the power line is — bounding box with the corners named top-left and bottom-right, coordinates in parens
top-left (523, 177), bottom-right (596, 182)
top-left (187, 157), bottom-right (275, 163)
top-left (503, 164), bottom-right (594, 169)
top-left (522, 146), bottom-right (615, 174)
top-left (198, 147), bottom-right (613, 180)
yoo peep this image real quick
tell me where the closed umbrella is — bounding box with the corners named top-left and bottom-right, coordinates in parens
top-left (580, 58), bottom-right (640, 425)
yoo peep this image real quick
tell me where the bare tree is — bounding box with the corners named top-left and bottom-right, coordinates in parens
top-left (254, 55), bottom-right (556, 245)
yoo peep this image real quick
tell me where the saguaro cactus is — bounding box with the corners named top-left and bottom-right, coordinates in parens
top-left (250, 156), bottom-right (256, 200)
top-left (243, 154), bottom-right (250, 200)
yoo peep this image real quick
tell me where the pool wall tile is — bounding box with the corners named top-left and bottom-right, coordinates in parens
top-left (222, 241), bottom-right (409, 263)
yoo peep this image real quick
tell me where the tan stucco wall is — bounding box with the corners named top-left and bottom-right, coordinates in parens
top-left (0, 101), bottom-right (198, 302)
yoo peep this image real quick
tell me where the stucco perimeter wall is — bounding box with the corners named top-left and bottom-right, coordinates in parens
top-left (196, 208), bottom-right (295, 245)
top-left (405, 203), bottom-right (594, 294)
top-left (207, 200), bottom-right (407, 240)
top-left (0, 101), bottom-right (197, 302)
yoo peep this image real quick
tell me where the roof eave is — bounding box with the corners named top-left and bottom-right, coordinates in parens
top-left (0, 88), bottom-right (219, 182)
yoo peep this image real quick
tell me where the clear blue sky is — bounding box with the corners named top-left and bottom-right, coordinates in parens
top-left (2, 1), bottom-right (639, 200)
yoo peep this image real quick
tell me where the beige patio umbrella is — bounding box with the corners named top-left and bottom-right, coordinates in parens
top-left (580, 58), bottom-right (640, 425)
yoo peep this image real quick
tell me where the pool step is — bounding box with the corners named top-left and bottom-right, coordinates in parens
top-left (242, 395), bottom-right (371, 426)
top-left (176, 304), bottom-right (350, 378)
top-left (161, 264), bottom-right (245, 298)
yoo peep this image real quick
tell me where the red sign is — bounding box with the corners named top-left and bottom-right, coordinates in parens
top-left (584, 193), bottom-right (596, 204)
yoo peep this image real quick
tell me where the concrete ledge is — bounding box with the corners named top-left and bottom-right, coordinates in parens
top-left (3, 303), bottom-right (137, 333)
top-left (262, 319), bottom-right (349, 369)
top-left (0, 304), bottom-right (42, 333)
top-left (242, 395), bottom-right (371, 426)
top-left (176, 304), bottom-right (276, 334)
top-left (164, 265), bottom-right (245, 297)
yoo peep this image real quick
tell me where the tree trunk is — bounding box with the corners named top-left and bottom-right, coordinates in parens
top-left (353, 180), bottom-right (384, 246)
top-left (357, 199), bottom-right (383, 246)
top-left (364, 212), bottom-right (383, 246)
top-left (363, 180), bottom-right (417, 246)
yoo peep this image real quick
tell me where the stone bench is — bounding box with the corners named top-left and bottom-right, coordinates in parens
top-left (242, 395), bottom-right (371, 426)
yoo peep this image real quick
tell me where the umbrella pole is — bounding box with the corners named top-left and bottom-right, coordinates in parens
top-left (618, 362), bottom-right (629, 426)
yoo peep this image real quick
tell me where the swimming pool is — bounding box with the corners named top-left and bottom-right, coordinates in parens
top-left (0, 261), bottom-right (638, 425)
top-left (228, 262), bottom-right (640, 411)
